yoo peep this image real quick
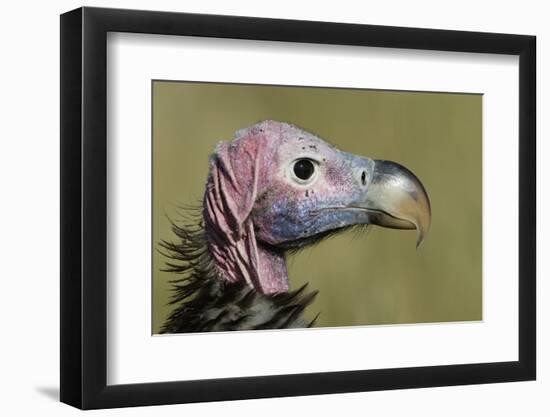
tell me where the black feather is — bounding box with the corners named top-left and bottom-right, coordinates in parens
top-left (159, 209), bottom-right (319, 333)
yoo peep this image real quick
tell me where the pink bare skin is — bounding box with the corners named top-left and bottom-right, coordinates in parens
top-left (203, 120), bottom-right (431, 294)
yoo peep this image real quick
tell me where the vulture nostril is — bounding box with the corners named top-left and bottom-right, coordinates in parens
top-left (361, 171), bottom-right (367, 186)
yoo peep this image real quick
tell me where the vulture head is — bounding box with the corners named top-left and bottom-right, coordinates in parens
top-left (161, 120), bottom-right (431, 332)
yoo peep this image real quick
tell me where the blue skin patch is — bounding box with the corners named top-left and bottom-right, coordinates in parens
top-left (253, 147), bottom-right (376, 247)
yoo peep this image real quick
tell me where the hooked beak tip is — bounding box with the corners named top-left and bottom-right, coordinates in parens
top-left (364, 159), bottom-right (431, 248)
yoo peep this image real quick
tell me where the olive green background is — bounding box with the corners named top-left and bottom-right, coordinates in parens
top-left (152, 81), bottom-right (482, 334)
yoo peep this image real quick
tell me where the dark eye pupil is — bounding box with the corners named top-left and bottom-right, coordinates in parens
top-left (293, 159), bottom-right (315, 180)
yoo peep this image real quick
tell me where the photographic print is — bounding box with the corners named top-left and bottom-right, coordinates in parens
top-left (152, 81), bottom-right (482, 334)
top-left (60, 9), bottom-right (536, 407)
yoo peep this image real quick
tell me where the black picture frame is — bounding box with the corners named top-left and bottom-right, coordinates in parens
top-left (60, 6), bottom-right (536, 410)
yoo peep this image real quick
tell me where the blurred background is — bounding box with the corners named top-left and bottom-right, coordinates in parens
top-left (152, 80), bottom-right (482, 333)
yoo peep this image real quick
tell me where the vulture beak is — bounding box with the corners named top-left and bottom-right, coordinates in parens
top-left (361, 159), bottom-right (431, 248)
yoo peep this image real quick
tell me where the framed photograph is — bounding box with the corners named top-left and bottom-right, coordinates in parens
top-left (60, 6), bottom-right (536, 409)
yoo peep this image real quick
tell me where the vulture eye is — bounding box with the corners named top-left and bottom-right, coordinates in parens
top-left (293, 159), bottom-right (315, 181)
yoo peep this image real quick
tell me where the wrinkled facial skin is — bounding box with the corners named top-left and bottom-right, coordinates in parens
top-left (252, 130), bottom-right (374, 248)
top-left (203, 120), bottom-right (431, 293)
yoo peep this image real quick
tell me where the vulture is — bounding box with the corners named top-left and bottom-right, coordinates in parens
top-left (160, 120), bottom-right (431, 333)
